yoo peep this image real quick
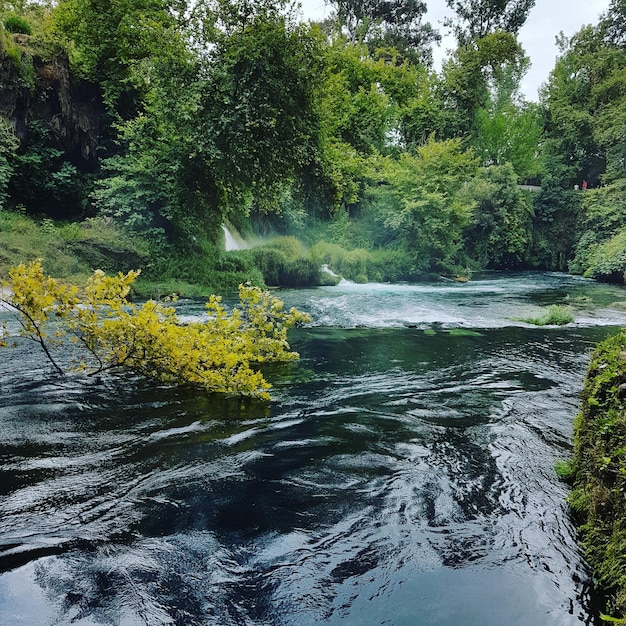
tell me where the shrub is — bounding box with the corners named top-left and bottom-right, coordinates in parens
top-left (583, 230), bottom-right (626, 283)
top-left (237, 237), bottom-right (321, 287)
top-left (367, 248), bottom-right (415, 282)
top-left (249, 248), bottom-right (286, 285)
top-left (311, 240), bottom-right (416, 283)
top-left (3, 15), bottom-right (32, 35)
top-left (311, 241), bottom-right (368, 282)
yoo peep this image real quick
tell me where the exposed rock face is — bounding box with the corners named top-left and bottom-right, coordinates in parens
top-left (0, 37), bottom-right (103, 171)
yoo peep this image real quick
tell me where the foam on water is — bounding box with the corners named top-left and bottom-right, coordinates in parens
top-left (277, 272), bottom-right (626, 329)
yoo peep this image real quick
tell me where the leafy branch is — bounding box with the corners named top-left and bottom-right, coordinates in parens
top-left (0, 260), bottom-right (311, 399)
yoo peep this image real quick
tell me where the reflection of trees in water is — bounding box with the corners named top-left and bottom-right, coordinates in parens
top-left (34, 535), bottom-right (264, 626)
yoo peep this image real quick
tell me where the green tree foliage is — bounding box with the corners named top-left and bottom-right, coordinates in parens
top-left (542, 0), bottom-right (626, 187)
top-left (472, 64), bottom-right (542, 180)
top-left (474, 101), bottom-right (542, 179)
top-left (288, 41), bottom-right (433, 220)
top-left (295, 6), bottom-right (446, 219)
top-left (541, 28), bottom-right (607, 190)
top-left (92, 54), bottom-right (213, 243)
top-left (539, 0), bottom-right (626, 276)
top-left (202, 11), bottom-right (326, 215)
top-left (50, 0), bottom-right (187, 113)
top-left (365, 137), bottom-right (479, 275)
top-left (3, 13), bottom-right (32, 33)
top-left (444, 0), bottom-right (536, 45)
top-left (7, 121), bottom-right (85, 218)
top-left (320, 42), bottom-right (393, 155)
top-left (570, 181), bottom-right (626, 280)
top-left (95, 3), bottom-right (326, 244)
top-left (578, 228), bottom-right (626, 282)
top-left (462, 163), bottom-right (533, 268)
top-left (440, 31), bottom-right (527, 138)
top-left (327, 0), bottom-right (440, 64)
top-left (8, 0), bottom-right (626, 287)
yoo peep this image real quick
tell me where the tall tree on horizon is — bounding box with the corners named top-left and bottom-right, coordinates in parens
top-left (444, 0), bottom-right (536, 45)
top-left (327, 0), bottom-right (440, 64)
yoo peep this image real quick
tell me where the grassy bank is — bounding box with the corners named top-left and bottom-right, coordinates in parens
top-left (568, 330), bottom-right (626, 620)
top-left (1, 210), bottom-right (439, 295)
top-left (0, 211), bottom-right (264, 297)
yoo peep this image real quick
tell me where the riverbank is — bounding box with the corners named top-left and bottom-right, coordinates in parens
top-left (0, 211), bottom-right (440, 296)
top-left (569, 330), bottom-right (626, 620)
top-left (0, 211), bottom-right (264, 297)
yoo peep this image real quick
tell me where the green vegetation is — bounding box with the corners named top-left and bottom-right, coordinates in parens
top-left (521, 305), bottom-right (575, 326)
top-left (0, 260), bottom-right (310, 399)
top-left (1, 0), bottom-right (626, 611)
top-left (1, 0), bottom-right (623, 287)
top-left (0, 211), bottom-right (264, 297)
top-left (3, 14), bottom-right (31, 34)
top-left (0, 0), bottom-right (623, 287)
top-left (568, 331), bottom-right (626, 620)
top-left (554, 459), bottom-right (575, 482)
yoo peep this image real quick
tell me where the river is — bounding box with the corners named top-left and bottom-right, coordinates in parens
top-left (1, 272), bottom-right (625, 625)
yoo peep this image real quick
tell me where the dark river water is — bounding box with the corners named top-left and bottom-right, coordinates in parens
top-left (1, 272), bottom-right (626, 625)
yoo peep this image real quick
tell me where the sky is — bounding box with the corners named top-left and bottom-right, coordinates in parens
top-left (297, 0), bottom-right (611, 101)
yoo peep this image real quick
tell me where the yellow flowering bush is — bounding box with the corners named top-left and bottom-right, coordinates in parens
top-left (0, 261), bottom-right (311, 399)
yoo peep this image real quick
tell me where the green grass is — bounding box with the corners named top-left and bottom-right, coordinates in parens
top-left (521, 304), bottom-right (575, 326)
top-left (554, 459), bottom-right (575, 482)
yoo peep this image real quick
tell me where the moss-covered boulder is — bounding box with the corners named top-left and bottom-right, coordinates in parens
top-left (570, 330), bottom-right (626, 618)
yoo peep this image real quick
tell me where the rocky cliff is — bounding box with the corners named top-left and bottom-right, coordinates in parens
top-left (0, 33), bottom-right (103, 171)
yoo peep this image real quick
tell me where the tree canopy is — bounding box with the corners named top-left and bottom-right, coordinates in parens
top-left (445, 0), bottom-right (536, 45)
top-left (1, 0), bottom-right (626, 286)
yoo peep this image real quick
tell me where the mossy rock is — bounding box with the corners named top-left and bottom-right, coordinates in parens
top-left (569, 330), bottom-right (626, 618)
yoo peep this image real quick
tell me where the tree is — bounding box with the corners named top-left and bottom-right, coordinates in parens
top-left (202, 12), bottom-right (326, 215)
top-left (0, 260), bottom-right (310, 399)
top-left (327, 0), bottom-right (440, 64)
top-left (94, 5), bottom-right (327, 243)
top-left (439, 30), bottom-right (527, 138)
top-left (536, 2), bottom-right (626, 272)
top-left (462, 163), bottom-right (533, 268)
top-left (472, 64), bottom-right (542, 180)
top-left (445, 0), bottom-right (536, 45)
top-left (320, 41), bottom-right (393, 155)
top-left (50, 0), bottom-right (188, 114)
top-left (365, 137), bottom-right (479, 275)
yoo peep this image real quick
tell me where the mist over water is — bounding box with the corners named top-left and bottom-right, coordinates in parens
top-left (1, 272), bottom-right (625, 625)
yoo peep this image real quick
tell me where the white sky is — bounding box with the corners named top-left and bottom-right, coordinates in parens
top-left (297, 0), bottom-right (611, 101)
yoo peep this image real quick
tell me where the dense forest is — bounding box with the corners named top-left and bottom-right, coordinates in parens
top-left (0, 0), bottom-right (625, 291)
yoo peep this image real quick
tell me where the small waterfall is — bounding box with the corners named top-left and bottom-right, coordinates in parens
top-left (321, 264), bottom-right (339, 278)
top-left (222, 224), bottom-right (249, 251)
